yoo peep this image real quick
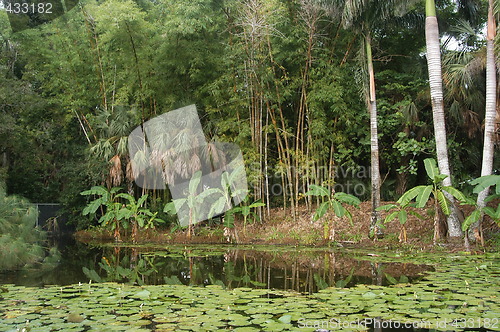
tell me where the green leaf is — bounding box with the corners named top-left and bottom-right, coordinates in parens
top-left (376, 204), bottom-right (398, 212)
top-left (117, 208), bottom-right (132, 220)
top-left (314, 201), bottom-right (330, 221)
top-left (82, 267), bottom-right (102, 282)
top-left (221, 171), bottom-right (229, 190)
top-left (224, 211), bottom-right (235, 228)
top-left (137, 194), bottom-right (148, 207)
top-left (345, 210), bottom-right (354, 226)
top-left (80, 186), bottom-right (108, 197)
top-left (278, 315), bottom-right (292, 324)
top-left (164, 198), bottom-right (187, 214)
top-left (198, 188), bottom-right (218, 200)
top-left (331, 200), bottom-right (345, 218)
top-left (484, 194), bottom-right (500, 203)
top-left (416, 185), bottom-right (432, 208)
top-left (470, 175), bottom-right (500, 194)
top-left (434, 174), bottom-right (448, 183)
top-left (109, 187), bottom-right (122, 194)
top-left (228, 164), bottom-right (245, 185)
top-left (408, 210), bottom-right (425, 219)
top-left (164, 202), bottom-right (176, 215)
top-left (239, 205), bottom-right (250, 217)
top-left (436, 191), bottom-right (450, 215)
top-left (398, 210), bottom-right (407, 225)
top-left (248, 201), bottom-right (266, 209)
top-left (398, 185), bottom-right (427, 206)
top-left (424, 158), bottom-right (439, 181)
top-left (189, 171), bottom-right (202, 195)
top-left (385, 273), bottom-right (398, 285)
top-left (305, 185), bottom-right (330, 197)
top-left (462, 209), bottom-right (480, 231)
top-left (82, 199), bottom-right (104, 215)
top-left (333, 192), bottom-right (361, 206)
top-left (384, 211), bottom-right (399, 224)
top-left (116, 193), bottom-right (134, 204)
top-left (99, 212), bottom-right (114, 225)
top-left (484, 206), bottom-right (500, 221)
top-left (442, 186), bottom-right (466, 203)
top-left (209, 196), bottom-right (227, 218)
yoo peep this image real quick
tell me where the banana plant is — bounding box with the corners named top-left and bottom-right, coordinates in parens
top-left (223, 197), bottom-right (265, 235)
top-left (81, 186), bottom-right (124, 241)
top-left (305, 184), bottom-right (360, 242)
top-left (206, 166), bottom-right (253, 240)
top-left (376, 201), bottom-right (424, 243)
top-left (115, 193), bottom-right (164, 243)
top-left (461, 175), bottom-right (500, 247)
top-left (164, 171), bottom-right (218, 238)
top-left (207, 165), bottom-right (249, 219)
top-left (82, 186), bottom-right (164, 242)
top-left (379, 158), bottom-right (466, 244)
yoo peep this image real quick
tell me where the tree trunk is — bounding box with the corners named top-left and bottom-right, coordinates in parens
top-left (471, 0), bottom-right (497, 243)
top-left (425, 0), bottom-right (462, 237)
top-left (366, 34), bottom-right (382, 238)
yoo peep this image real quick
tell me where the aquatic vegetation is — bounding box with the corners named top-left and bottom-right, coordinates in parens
top-left (1, 252), bottom-right (498, 331)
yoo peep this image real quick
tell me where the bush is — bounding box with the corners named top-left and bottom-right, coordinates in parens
top-left (0, 184), bottom-right (47, 271)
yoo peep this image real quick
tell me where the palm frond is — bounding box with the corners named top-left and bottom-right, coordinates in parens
top-left (109, 155), bottom-right (122, 187)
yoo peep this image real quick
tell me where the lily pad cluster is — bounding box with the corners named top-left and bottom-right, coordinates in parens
top-left (0, 254), bottom-right (499, 331)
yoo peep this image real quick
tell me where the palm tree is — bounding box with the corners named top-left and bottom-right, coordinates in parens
top-left (90, 106), bottom-right (137, 190)
top-left (326, 0), bottom-right (419, 238)
top-left (471, 0), bottom-right (497, 243)
top-left (424, 0), bottom-right (463, 237)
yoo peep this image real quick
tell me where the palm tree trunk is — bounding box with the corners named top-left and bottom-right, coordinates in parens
top-left (471, 0), bottom-right (497, 244)
top-left (366, 34), bottom-right (382, 238)
top-left (425, 0), bottom-right (462, 237)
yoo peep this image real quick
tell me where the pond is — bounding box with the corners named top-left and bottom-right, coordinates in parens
top-left (0, 237), bottom-right (431, 292)
top-left (1, 238), bottom-right (499, 331)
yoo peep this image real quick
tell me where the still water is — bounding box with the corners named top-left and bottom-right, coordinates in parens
top-left (0, 236), bottom-right (432, 293)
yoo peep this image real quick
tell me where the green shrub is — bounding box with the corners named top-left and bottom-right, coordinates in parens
top-left (0, 185), bottom-right (46, 271)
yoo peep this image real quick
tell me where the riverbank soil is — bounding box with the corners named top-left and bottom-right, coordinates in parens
top-left (75, 201), bottom-right (500, 251)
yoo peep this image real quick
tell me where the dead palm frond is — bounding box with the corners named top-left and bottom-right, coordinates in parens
top-left (126, 160), bottom-right (135, 182)
top-left (202, 142), bottom-right (227, 172)
top-left (109, 155), bottom-right (122, 187)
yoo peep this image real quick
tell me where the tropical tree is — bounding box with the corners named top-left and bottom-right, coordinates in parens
top-left (424, 0), bottom-right (463, 237)
top-left (324, 0), bottom-right (419, 238)
top-left (470, 0), bottom-right (497, 242)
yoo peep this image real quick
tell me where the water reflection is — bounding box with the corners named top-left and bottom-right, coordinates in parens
top-left (0, 239), bottom-right (432, 293)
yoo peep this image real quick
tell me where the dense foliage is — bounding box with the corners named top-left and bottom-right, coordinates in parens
top-left (0, 184), bottom-right (46, 270)
top-left (0, 0), bottom-right (498, 239)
